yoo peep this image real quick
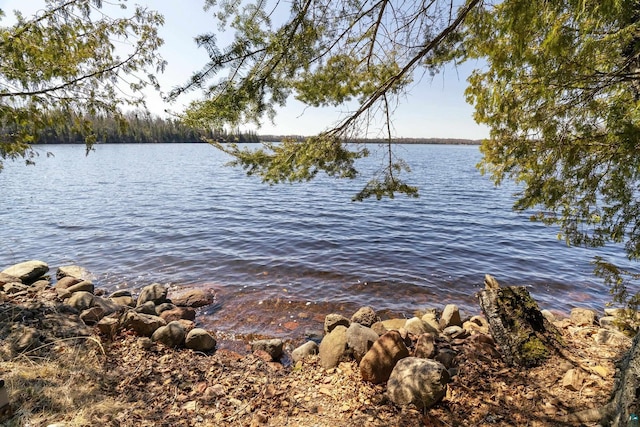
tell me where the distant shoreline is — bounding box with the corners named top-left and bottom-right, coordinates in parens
top-left (33, 137), bottom-right (482, 145)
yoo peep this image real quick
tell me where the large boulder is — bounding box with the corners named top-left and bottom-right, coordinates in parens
top-left (2, 260), bottom-right (49, 285)
top-left (185, 328), bottom-right (217, 352)
top-left (319, 325), bottom-right (348, 368)
top-left (56, 265), bottom-right (92, 281)
top-left (346, 323), bottom-right (379, 362)
top-left (351, 307), bottom-right (380, 328)
top-left (121, 311), bottom-right (166, 337)
top-left (137, 283), bottom-right (168, 307)
top-left (324, 313), bottom-right (350, 334)
top-left (359, 330), bottom-right (409, 384)
top-left (170, 289), bottom-right (214, 308)
top-left (152, 321), bottom-right (186, 348)
top-left (387, 357), bottom-right (450, 409)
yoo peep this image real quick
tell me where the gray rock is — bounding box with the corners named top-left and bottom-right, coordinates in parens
top-left (387, 357), bottom-right (450, 409)
top-left (463, 315), bottom-right (489, 335)
top-left (570, 307), bottom-right (597, 326)
top-left (2, 260), bottom-right (49, 285)
top-left (435, 349), bottom-right (457, 369)
top-left (66, 280), bottom-right (94, 294)
top-left (380, 318), bottom-right (407, 331)
top-left (134, 301), bottom-right (157, 315)
top-left (291, 341), bottom-right (319, 363)
top-left (67, 291), bottom-right (95, 311)
top-left (170, 289), bottom-right (214, 308)
top-left (442, 325), bottom-right (468, 340)
top-left (415, 332), bottom-right (436, 359)
top-left (136, 283), bottom-right (168, 307)
top-left (93, 297), bottom-right (125, 315)
top-left (80, 306), bottom-right (105, 325)
top-left (110, 295), bottom-right (135, 307)
top-left (56, 265), bottom-right (92, 280)
top-left (319, 325), bottom-right (348, 368)
top-left (155, 302), bottom-right (177, 315)
top-left (29, 279), bottom-right (50, 292)
top-left (159, 306), bottom-right (196, 322)
top-left (421, 311), bottom-right (441, 332)
top-left (185, 328), bottom-right (217, 352)
top-left (97, 316), bottom-right (120, 337)
top-left (121, 311), bottom-right (166, 337)
top-left (359, 330), bottom-right (410, 384)
top-left (595, 328), bottom-right (632, 347)
top-left (252, 339), bottom-right (284, 361)
top-left (152, 321), bottom-right (186, 347)
top-left (350, 306), bottom-right (380, 327)
top-left (404, 317), bottom-right (438, 336)
top-left (109, 289), bottom-right (132, 298)
top-left (55, 277), bottom-right (81, 290)
top-left (346, 323), bottom-right (379, 362)
top-left (324, 313), bottom-right (350, 334)
top-left (440, 304), bottom-right (462, 329)
top-left (137, 337), bottom-right (154, 350)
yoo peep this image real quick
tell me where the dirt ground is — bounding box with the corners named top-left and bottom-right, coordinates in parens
top-left (0, 292), bottom-right (632, 427)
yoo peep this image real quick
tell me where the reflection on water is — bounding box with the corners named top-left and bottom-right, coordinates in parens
top-left (0, 143), bottom-right (633, 337)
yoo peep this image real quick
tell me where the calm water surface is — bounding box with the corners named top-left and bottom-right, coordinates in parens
top-left (0, 143), bottom-right (630, 337)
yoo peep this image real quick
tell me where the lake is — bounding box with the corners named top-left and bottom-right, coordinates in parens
top-left (0, 143), bottom-right (629, 337)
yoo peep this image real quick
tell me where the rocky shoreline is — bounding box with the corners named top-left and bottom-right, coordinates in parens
top-left (0, 259), bottom-right (637, 426)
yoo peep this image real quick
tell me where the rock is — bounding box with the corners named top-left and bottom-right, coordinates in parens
top-left (380, 318), bottom-right (407, 331)
top-left (570, 308), bottom-right (597, 326)
top-left (11, 326), bottom-right (40, 353)
top-left (136, 283), bottom-right (168, 307)
top-left (595, 328), bottom-right (632, 347)
top-left (152, 321), bottom-right (186, 347)
top-left (56, 265), bottom-right (92, 280)
top-left (350, 306), bottom-right (380, 327)
top-left (155, 302), bottom-right (177, 315)
top-left (93, 297), bottom-right (125, 315)
top-left (67, 291), bottom-right (95, 311)
top-left (110, 295), bottom-right (135, 307)
top-left (3, 282), bottom-right (29, 294)
top-left (177, 319), bottom-right (196, 333)
top-left (415, 333), bottom-right (436, 359)
top-left (121, 311), bottom-right (166, 337)
top-left (324, 313), bottom-right (350, 334)
top-left (435, 349), bottom-right (457, 369)
top-left (561, 368), bottom-right (585, 391)
top-left (80, 306), bottom-right (105, 325)
top-left (370, 322), bottom-right (388, 336)
top-left (387, 357), bottom-right (450, 409)
top-left (185, 328), bottom-right (217, 352)
top-left (541, 310), bottom-right (556, 323)
top-left (170, 289), bottom-right (214, 308)
top-left (404, 317), bottom-right (438, 336)
top-left (346, 323), bottom-right (379, 362)
top-left (97, 317), bottom-right (120, 337)
top-left (137, 337), bottom-right (154, 350)
top-left (2, 260), bottom-right (48, 285)
top-left (160, 306), bottom-right (196, 322)
top-left (442, 325), bottom-right (468, 340)
top-left (359, 330), bottom-right (410, 384)
top-left (109, 289), bottom-right (132, 298)
top-left (252, 339), bottom-right (284, 361)
top-left (66, 280), bottom-right (94, 295)
top-left (319, 325), bottom-right (348, 369)
top-left (421, 311), bottom-right (441, 332)
top-left (291, 341), bottom-right (319, 363)
top-left (29, 280), bottom-right (50, 292)
top-left (134, 301), bottom-right (157, 315)
top-left (55, 276), bottom-right (80, 290)
top-left (440, 304), bottom-right (462, 329)
top-left (0, 272), bottom-right (19, 285)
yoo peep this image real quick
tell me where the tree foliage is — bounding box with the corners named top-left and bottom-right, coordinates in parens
top-left (0, 0), bottom-right (165, 169)
top-left (174, 0), bottom-right (481, 200)
top-left (463, 0), bottom-right (640, 307)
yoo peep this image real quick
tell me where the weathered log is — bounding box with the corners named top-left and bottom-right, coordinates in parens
top-left (477, 275), bottom-right (563, 367)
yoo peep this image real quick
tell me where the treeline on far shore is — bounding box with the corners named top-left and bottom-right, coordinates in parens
top-left (19, 110), bottom-right (480, 145)
top-left (28, 110), bottom-right (260, 145)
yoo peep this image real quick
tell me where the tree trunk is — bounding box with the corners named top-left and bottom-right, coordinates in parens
top-left (605, 331), bottom-right (640, 426)
top-left (477, 275), bottom-right (563, 367)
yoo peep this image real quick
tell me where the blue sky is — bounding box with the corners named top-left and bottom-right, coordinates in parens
top-left (0, 0), bottom-right (489, 139)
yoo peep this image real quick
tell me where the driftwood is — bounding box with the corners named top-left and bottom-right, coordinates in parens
top-left (477, 275), bottom-right (563, 367)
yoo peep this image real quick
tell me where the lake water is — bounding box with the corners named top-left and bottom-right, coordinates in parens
top-left (0, 143), bottom-right (630, 337)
